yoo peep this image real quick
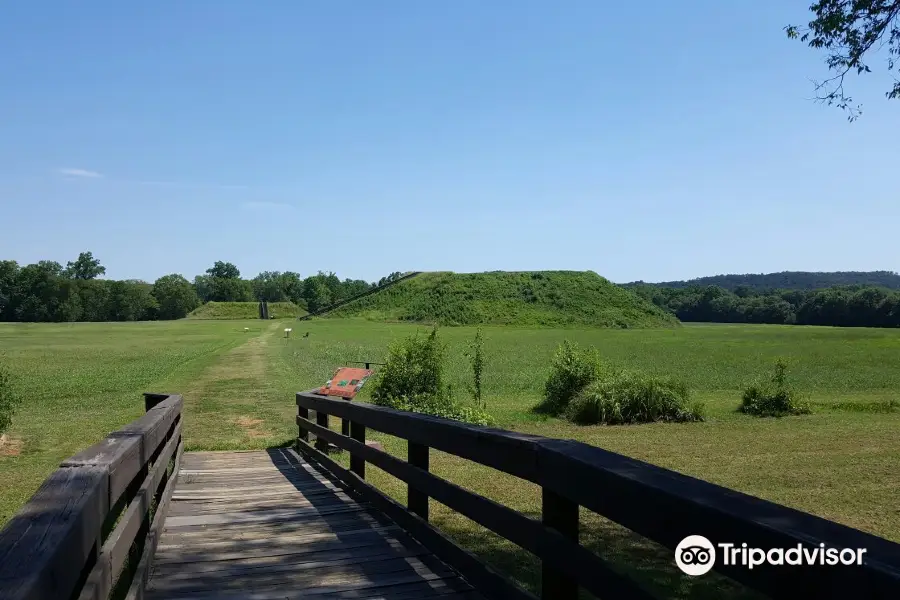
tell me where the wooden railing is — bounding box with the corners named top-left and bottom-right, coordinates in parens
top-left (296, 390), bottom-right (900, 600)
top-left (0, 393), bottom-right (184, 600)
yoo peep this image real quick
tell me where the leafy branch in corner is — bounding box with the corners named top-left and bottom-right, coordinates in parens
top-left (786, 0), bottom-right (900, 120)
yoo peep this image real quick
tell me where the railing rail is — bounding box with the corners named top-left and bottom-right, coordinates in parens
top-left (0, 393), bottom-right (184, 600)
top-left (296, 390), bottom-right (900, 600)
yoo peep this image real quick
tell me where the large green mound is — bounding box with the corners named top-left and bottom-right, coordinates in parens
top-left (328, 271), bottom-right (679, 328)
top-left (187, 301), bottom-right (307, 320)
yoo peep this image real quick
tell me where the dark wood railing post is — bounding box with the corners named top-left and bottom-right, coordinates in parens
top-left (341, 417), bottom-right (350, 437)
top-left (315, 411), bottom-right (329, 453)
top-left (541, 488), bottom-right (579, 600)
top-left (350, 421), bottom-right (366, 478)
top-left (408, 442), bottom-right (429, 520)
top-left (298, 406), bottom-right (309, 443)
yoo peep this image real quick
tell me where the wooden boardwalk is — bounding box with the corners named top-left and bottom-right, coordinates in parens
top-left (146, 449), bottom-right (482, 599)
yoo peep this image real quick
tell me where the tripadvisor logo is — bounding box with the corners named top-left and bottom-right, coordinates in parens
top-left (675, 535), bottom-right (867, 576)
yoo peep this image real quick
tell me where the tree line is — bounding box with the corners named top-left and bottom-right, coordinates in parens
top-left (625, 270), bottom-right (900, 292)
top-left (630, 284), bottom-right (900, 328)
top-left (0, 252), bottom-right (401, 322)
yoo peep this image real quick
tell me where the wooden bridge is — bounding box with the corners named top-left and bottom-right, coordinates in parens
top-left (1, 392), bottom-right (899, 600)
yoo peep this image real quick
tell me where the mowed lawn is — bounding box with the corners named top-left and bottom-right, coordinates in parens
top-left (1, 319), bottom-right (898, 597)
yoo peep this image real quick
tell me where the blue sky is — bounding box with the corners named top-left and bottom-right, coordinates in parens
top-left (1, 1), bottom-right (897, 284)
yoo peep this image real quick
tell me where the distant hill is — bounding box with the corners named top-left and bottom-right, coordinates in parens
top-left (187, 301), bottom-right (307, 320)
top-left (625, 271), bottom-right (900, 291)
top-left (327, 271), bottom-right (678, 328)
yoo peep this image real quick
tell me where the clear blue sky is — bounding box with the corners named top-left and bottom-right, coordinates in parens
top-left (1, 1), bottom-right (897, 284)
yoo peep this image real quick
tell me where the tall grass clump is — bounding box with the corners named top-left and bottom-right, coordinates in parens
top-left (565, 372), bottom-right (704, 425)
top-left (535, 341), bottom-right (604, 416)
top-left (536, 341), bottom-right (703, 425)
top-left (371, 327), bottom-right (494, 426)
top-left (740, 359), bottom-right (811, 417)
top-left (0, 362), bottom-right (19, 435)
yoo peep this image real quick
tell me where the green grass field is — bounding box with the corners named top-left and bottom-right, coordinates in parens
top-left (1, 319), bottom-right (898, 598)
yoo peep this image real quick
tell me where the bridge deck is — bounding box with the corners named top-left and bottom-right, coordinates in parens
top-left (147, 449), bottom-right (482, 600)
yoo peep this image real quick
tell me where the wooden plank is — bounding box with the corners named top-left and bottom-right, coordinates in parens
top-left (122, 437), bottom-right (183, 600)
top-left (162, 503), bottom-right (371, 528)
top-left (157, 525), bottom-right (402, 552)
top-left (160, 511), bottom-right (392, 542)
top-left (61, 434), bottom-right (144, 508)
top-left (541, 488), bottom-right (578, 600)
top-left (350, 420), bottom-right (366, 478)
top-left (297, 392), bottom-right (545, 483)
top-left (315, 410), bottom-right (330, 453)
top-left (148, 554), bottom-right (455, 595)
top-left (154, 529), bottom-right (414, 564)
top-left (152, 539), bottom-right (428, 577)
top-left (147, 573), bottom-right (470, 600)
top-left (62, 396), bottom-right (180, 506)
top-left (78, 421), bottom-right (182, 600)
top-left (108, 395), bottom-right (181, 464)
top-left (408, 441), bottom-right (429, 521)
top-left (0, 466), bottom-right (109, 600)
top-left (290, 444), bottom-right (537, 600)
top-left (296, 428), bottom-right (650, 600)
top-left (166, 493), bottom-right (359, 517)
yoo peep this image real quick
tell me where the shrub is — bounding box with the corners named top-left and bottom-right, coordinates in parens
top-left (565, 371), bottom-right (704, 425)
top-left (371, 327), bottom-right (493, 425)
top-left (372, 327), bottom-right (445, 407)
top-left (0, 363), bottom-right (19, 435)
top-left (466, 329), bottom-right (486, 410)
top-left (739, 359), bottom-right (811, 417)
top-left (535, 341), bottom-right (604, 416)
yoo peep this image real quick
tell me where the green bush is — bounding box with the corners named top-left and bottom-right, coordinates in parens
top-left (371, 327), bottom-right (493, 426)
top-left (535, 341), bottom-right (604, 416)
top-left (739, 359), bottom-right (811, 417)
top-left (0, 363), bottom-right (19, 435)
top-left (565, 371), bottom-right (704, 425)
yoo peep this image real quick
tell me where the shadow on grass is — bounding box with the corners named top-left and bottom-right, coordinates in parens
top-left (432, 510), bottom-right (764, 600)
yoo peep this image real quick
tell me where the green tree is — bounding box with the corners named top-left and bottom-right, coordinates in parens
top-left (279, 272), bottom-right (305, 305)
top-left (206, 261), bottom-right (241, 279)
top-left (75, 280), bottom-right (113, 321)
top-left (252, 271), bottom-right (288, 302)
top-left (13, 261), bottom-right (64, 322)
top-left (153, 274), bottom-right (200, 319)
top-left (305, 281), bottom-right (332, 313)
top-left (0, 260), bottom-right (19, 321)
top-left (65, 251), bottom-right (106, 280)
top-left (787, 1), bottom-right (900, 119)
top-left (109, 280), bottom-right (157, 321)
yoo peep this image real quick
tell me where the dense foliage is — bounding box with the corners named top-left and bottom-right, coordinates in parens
top-left (786, 1), bottom-right (900, 119)
top-left (535, 341), bottom-right (604, 415)
top-left (740, 360), bottom-right (811, 417)
top-left (626, 270), bottom-right (900, 291)
top-left (629, 283), bottom-right (900, 327)
top-left (537, 341), bottom-right (703, 425)
top-left (371, 328), bottom-right (493, 425)
top-left (330, 271), bottom-right (679, 328)
top-left (566, 374), bottom-right (703, 425)
top-left (0, 252), bottom-right (398, 322)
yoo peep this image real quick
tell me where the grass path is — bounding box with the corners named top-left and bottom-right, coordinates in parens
top-left (173, 321), bottom-right (297, 450)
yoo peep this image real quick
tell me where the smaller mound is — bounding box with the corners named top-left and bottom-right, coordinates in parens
top-left (187, 301), bottom-right (307, 320)
top-left (328, 271), bottom-right (678, 328)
